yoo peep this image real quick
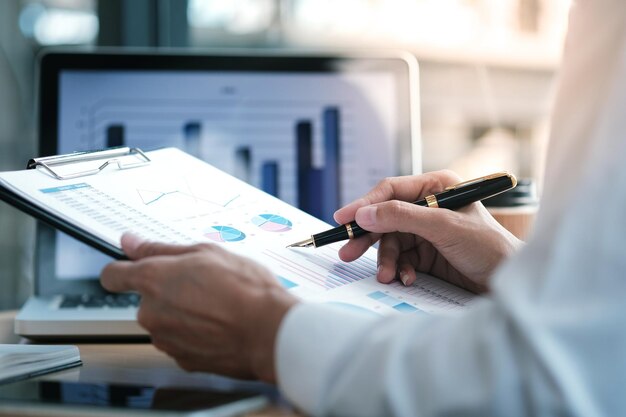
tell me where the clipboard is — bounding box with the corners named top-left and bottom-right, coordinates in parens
top-left (0, 146), bottom-right (478, 315)
top-left (0, 147), bottom-right (150, 260)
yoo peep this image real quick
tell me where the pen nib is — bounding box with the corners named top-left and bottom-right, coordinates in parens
top-left (286, 237), bottom-right (315, 248)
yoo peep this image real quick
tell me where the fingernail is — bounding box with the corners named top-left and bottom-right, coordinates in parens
top-left (355, 206), bottom-right (377, 227)
top-left (377, 263), bottom-right (383, 276)
top-left (121, 232), bottom-right (144, 253)
top-left (400, 271), bottom-right (410, 286)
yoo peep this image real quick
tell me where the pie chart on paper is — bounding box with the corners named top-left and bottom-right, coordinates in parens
top-left (204, 226), bottom-right (246, 243)
top-left (251, 214), bottom-right (293, 233)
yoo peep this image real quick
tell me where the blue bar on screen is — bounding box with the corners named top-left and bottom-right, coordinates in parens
top-left (106, 125), bottom-right (124, 148)
top-left (183, 121), bottom-right (202, 158)
top-left (322, 107), bottom-right (341, 223)
top-left (234, 146), bottom-right (252, 183)
top-left (261, 161), bottom-right (279, 197)
top-left (307, 168), bottom-right (324, 219)
top-left (296, 120), bottom-right (313, 212)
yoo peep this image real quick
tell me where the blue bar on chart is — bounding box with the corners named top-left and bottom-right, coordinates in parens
top-left (300, 249), bottom-right (376, 289)
top-left (367, 291), bottom-right (423, 313)
top-left (106, 125), bottom-right (125, 148)
top-left (183, 121), bottom-right (202, 158)
top-left (261, 161), bottom-right (279, 197)
top-left (276, 275), bottom-right (299, 289)
top-left (293, 108), bottom-right (342, 221)
top-left (307, 168), bottom-right (324, 219)
top-left (321, 107), bottom-right (341, 224)
top-left (296, 120), bottom-right (314, 212)
top-left (234, 146), bottom-right (252, 183)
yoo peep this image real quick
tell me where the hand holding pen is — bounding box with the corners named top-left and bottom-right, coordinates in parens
top-left (289, 171), bottom-right (522, 291)
top-left (288, 172), bottom-right (517, 249)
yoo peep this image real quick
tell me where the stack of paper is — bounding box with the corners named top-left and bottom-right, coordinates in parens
top-left (0, 345), bottom-right (81, 384)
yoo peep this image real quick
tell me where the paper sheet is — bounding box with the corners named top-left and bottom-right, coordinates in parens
top-left (0, 148), bottom-right (476, 315)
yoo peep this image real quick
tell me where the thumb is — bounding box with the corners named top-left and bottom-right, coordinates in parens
top-left (354, 201), bottom-right (461, 243)
top-left (121, 233), bottom-right (199, 260)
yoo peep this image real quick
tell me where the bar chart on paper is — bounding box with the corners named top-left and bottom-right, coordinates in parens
top-left (262, 246), bottom-right (378, 291)
top-left (367, 291), bottom-right (422, 313)
top-left (261, 244), bottom-right (476, 316)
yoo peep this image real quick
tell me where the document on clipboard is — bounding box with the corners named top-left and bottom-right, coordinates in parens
top-left (0, 147), bottom-right (476, 315)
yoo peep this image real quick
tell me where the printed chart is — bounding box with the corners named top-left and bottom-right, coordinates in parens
top-left (137, 188), bottom-right (239, 209)
top-left (204, 226), bottom-right (246, 243)
top-left (367, 291), bottom-right (422, 313)
top-left (252, 214), bottom-right (293, 232)
top-left (133, 174), bottom-right (244, 222)
top-left (263, 247), bottom-right (377, 290)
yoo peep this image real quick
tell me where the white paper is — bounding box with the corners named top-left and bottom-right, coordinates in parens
top-left (0, 148), bottom-right (476, 315)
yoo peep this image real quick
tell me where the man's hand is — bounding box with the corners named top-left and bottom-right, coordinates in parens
top-left (101, 234), bottom-right (298, 382)
top-left (334, 170), bottom-right (522, 293)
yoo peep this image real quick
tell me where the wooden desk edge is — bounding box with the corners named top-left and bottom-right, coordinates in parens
top-left (0, 310), bottom-right (301, 417)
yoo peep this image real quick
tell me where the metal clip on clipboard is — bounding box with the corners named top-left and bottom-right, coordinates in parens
top-left (26, 147), bottom-right (151, 180)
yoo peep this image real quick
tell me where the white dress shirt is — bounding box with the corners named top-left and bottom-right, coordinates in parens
top-left (276, 1), bottom-right (626, 415)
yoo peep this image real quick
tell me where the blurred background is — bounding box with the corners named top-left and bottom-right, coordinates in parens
top-left (0, 0), bottom-right (570, 310)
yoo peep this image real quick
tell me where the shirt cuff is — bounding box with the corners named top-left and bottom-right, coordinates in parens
top-left (275, 302), bottom-right (379, 415)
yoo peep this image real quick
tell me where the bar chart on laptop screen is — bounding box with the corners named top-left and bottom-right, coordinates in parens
top-left (58, 71), bottom-right (398, 223)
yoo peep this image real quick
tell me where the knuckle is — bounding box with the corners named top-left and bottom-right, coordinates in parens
top-left (384, 200), bottom-right (407, 218)
top-left (376, 177), bottom-right (395, 194)
top-left (377, 177), bottom-right (392, 188)
top-left (379, 201), bottom-right (417, 231)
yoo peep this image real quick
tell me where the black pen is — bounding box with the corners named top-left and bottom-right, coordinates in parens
top-left (287, 172), bottom-right (517, 249)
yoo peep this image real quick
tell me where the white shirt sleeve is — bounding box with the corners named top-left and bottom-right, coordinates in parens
top-left (276, 1), bottom-right (626, 415)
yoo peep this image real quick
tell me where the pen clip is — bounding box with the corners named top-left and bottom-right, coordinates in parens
top-left (444, 172), bottom-right (511, 191)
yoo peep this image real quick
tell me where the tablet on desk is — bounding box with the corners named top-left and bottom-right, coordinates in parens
top-left (0, 379), bottom-right (268, 416)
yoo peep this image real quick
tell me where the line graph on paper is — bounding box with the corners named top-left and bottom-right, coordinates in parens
top-left (137, 188), bottom-right (240, 208)
top-left (134, 175), bottom-right (243, 221)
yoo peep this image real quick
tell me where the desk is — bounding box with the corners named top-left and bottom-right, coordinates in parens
top-left (0, 311), bottom-right (300, 417)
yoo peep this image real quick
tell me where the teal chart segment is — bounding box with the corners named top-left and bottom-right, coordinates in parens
top-left (252, 214), bottom-right (293, 233)
top-left (204, 226), bottom-right (246, 243)
top-left (368, 291), bottom-right (423, 314)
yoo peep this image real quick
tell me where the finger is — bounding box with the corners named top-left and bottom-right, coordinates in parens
top-left (354, 200), bottom-right (463, 243)
top-left (397, 253), bottom-right (418, 286)
top-left (337, 233), bottom-right (381, 262)
top-left (333, 198), bottom-right (369, 225)
top-left (376, 233), bottom-right (402, 284)
top-left (101, 255), bottom-right (182, 294)
top-left (122, 233), bottom-right (209, 260)
top-left (333, 170), bottom-right (461, 224)
top-left (100, 260), bottom-right (143, 293)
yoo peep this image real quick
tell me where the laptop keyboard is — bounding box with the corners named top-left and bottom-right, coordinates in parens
top-left (59, 293), bottom-right (141, 309)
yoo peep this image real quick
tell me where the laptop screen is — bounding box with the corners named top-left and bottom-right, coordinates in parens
top-left (37, 51), bottom-right (419, 288)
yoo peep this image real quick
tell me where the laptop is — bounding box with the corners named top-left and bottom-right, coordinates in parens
top-left (15, 48), bottom-right (421, 338)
